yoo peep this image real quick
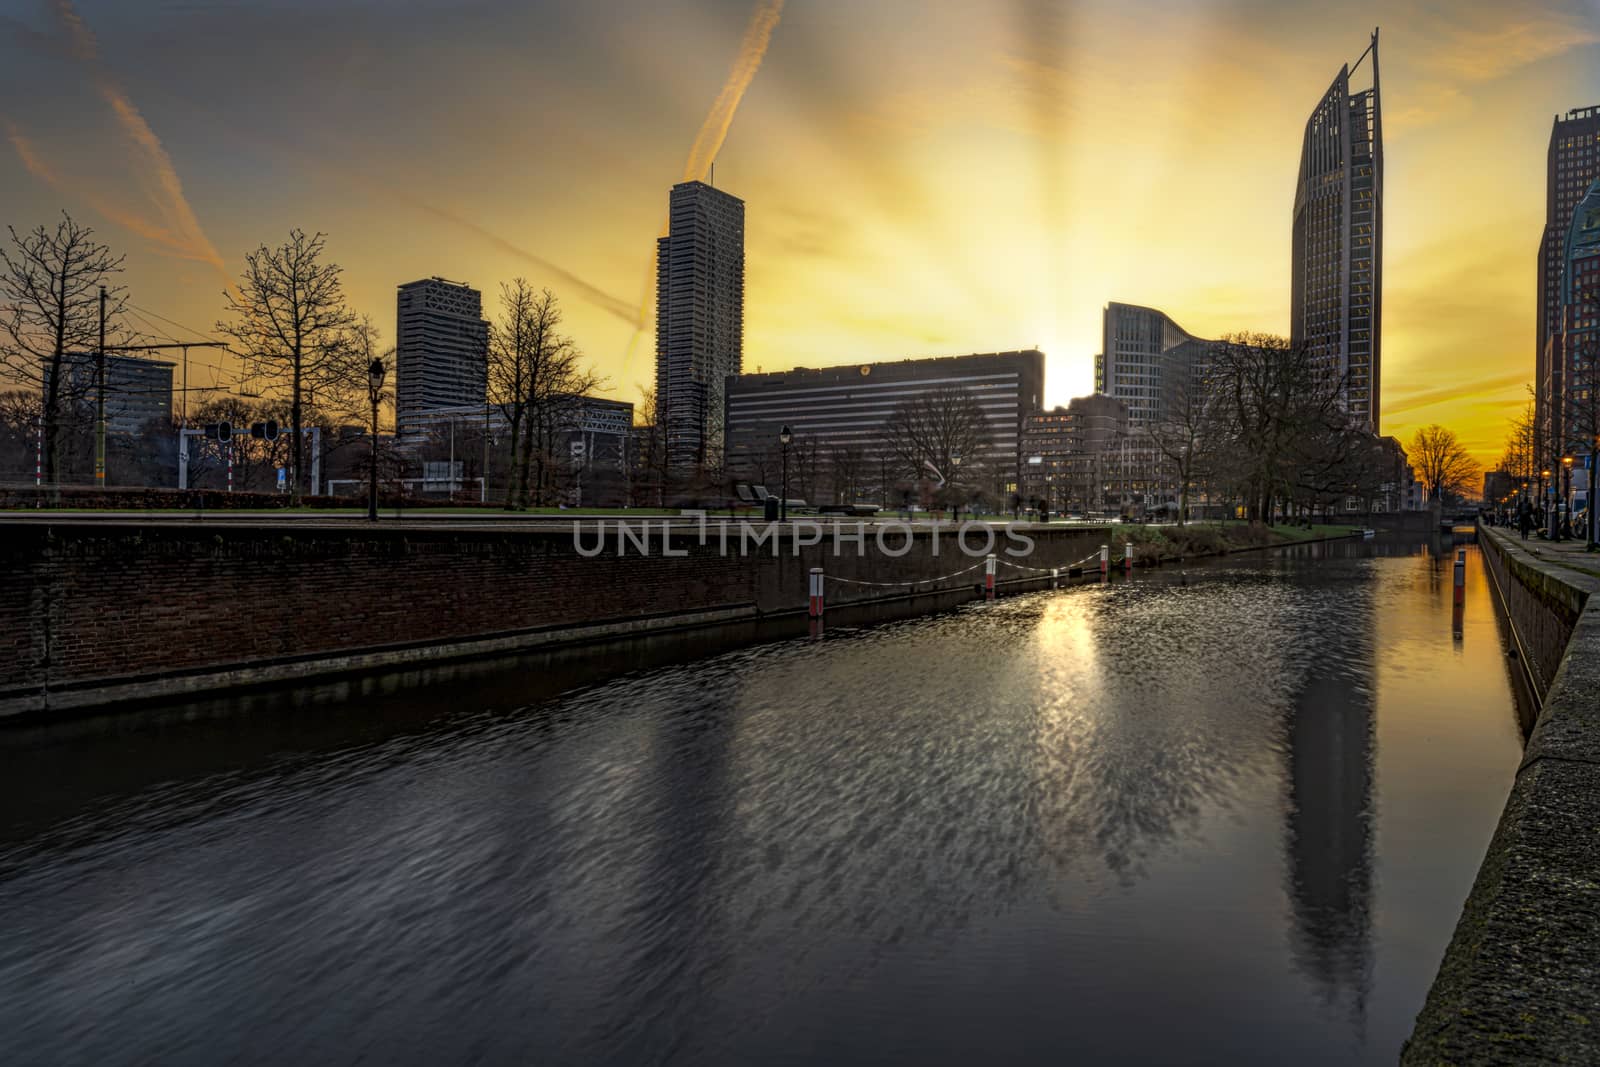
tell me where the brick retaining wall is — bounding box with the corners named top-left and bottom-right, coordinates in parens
top-left (0, 520), bottom-right (1116, 717)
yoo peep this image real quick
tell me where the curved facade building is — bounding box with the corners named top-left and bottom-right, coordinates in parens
top-left (1547, 178), bottom-right (1600, 460)
top-left (1291, 30), bottom-right (1382, 433)
top-left (1099, 302), bottom-right (1211, 431)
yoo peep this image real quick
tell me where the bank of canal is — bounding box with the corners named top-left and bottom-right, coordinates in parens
top-left (0, 539), bottom-right (1526, 1064)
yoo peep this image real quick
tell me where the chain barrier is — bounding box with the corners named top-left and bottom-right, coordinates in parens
top-left (820, 560), bottom-right (987, 588)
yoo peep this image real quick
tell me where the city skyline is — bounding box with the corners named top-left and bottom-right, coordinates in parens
top-left (4, 1), bottom-right (1600, 467)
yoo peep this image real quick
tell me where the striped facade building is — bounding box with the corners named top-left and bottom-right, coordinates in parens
top-left (396, 277), bottom-right (489, 441)
top-left (724, 351), bottom-right (1045, 493)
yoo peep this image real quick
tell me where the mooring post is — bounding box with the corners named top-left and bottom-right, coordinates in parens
top-left (1100, 544), bottom-right (1109, 576)
top-left (985, 554), bottom-right (996, 600)
top-left (809, 567), bottom-right (825, 618)
top-left (1124, 542), bottom-right (1134, 575)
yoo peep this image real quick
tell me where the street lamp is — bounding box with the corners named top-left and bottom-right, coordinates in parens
top-left (778, 424), bottom-right (793, 522)
top-left (949, 454), bottom-right (964, 521)
top-left (367, 358), bottom-right (386, 522)
top-left (1541, 468), bottom-right (1552, 538)
top-left (1562, 455), bottom-right (1575, 540)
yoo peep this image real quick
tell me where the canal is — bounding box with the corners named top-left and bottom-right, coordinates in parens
top-left (0, 538), bottom-right (1529, 1065)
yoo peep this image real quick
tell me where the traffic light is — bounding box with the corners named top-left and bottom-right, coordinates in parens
top-left (205, 421), bottom-right (233, 442)
top-left (250, 420), bottom-right (279, 441)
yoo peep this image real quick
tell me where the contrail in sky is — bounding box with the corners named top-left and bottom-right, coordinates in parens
top-left (627, 0), bottom-right (786, 362)
top-left (49, 0), bottom-right (232, 285)
top-left (681, 0), bottom-right (786, 183)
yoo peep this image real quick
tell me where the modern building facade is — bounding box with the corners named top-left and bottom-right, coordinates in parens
top-left (1291, 29), bottom-right (1383, 432)
top-left (1545, 177), bottom-right (1600, 462)
top-left (1537, 107), bottom-right (1600, 452)
top-left (1099, 302), bottom-right (1212, 431)
top-left (724, 351), bottom-right (1045, 496)
top-left (1020, 393), bottom-right (1128, 514)
top-left (50, 353), bottom-right (175, 434)
top-left (655, 180), bottom-right (745, 472)
top-left (396, 277), bottom-right (489, 440)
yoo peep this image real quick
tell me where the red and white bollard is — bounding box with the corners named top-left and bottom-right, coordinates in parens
top-left (1453, 550), bottom-right (1466, 606)
top-left (226, 443), bottom-right (234, 493)
top-left (1124, 542), bottom-right (1134, 575)
top-left (1099, 544), bottom-right (1109, 577)
top-left (34, 416), bottom-right (43, 506)
top-left (1051, 567), bottom-right (1059, 589)
top-left (808, 567), bottom-right (825, 618)
top-left (985, 554), bottom-right (996, 600)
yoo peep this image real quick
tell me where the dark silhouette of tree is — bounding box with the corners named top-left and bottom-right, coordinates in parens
top-left (487, 281), bottom-right (599, 509)
top-left (1149, 356), bottom-right (1217, 524)
top-left (881, 384), bottom-right (986, 488)
top-left (0, 213), bottom-right (128, 495)
top-left (1409, 424), bottom-right (1480, 502)
top-left (1207, 332), bottom-right (1344, 523)
top-left (1498, 393), bottom-right (1538, 496)
top-left (628, 385), bottom-right (669, 507)
top-left (217, 229), bottom-right (358, 504)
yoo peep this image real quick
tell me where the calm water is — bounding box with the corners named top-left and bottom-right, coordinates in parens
top-left (0, 539), bottom-right (1528, 1065)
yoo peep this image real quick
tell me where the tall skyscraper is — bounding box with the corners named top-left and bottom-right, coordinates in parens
top-left (395, 277), bottom-right (489, 440)
top-left (1291, 29), bottom-right (1383, 433)
top-left (1537, 107), bottom-right (1600, 458)
top-left (655, 180), bottom-right (744, 471)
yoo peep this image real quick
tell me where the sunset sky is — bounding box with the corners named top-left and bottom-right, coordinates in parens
top-left (3, 0), bottom-right (1599, 466)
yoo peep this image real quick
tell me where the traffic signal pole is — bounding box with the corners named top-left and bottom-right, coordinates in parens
top-left (94, 287), bottom-right (106, 488)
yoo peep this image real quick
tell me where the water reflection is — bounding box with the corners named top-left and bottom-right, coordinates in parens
top-left (0, 541), bottom-right (1526, 1065)
top-left (1283, 583), bottom-right (1376, 1027)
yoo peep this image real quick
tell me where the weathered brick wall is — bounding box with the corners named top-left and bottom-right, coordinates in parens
top-left (0, 521), bottom-right (1112, 708)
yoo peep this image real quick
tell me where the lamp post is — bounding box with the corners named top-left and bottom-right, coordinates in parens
top-left (1590, 439), bottom-right (1599, 552)
top-left (950, 454), bottom-right (962, 521)
top-left (367, 358), bottom-right (386, 522)
top-left (1562, 455), bottom-right (1574, 540)
top-left (1542, 468), bottom-right (1553, 538)
top-left (779, 424), bottom-right (793, 522)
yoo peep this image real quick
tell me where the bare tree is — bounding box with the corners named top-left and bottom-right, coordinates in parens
top-left (1149, 357), bottom-right (1216, 524)
top-left (1408, 424), bottom-right (1481, 502)
top-left (881, 385), bottom-right (987, 487)
top-left (1499, 395), bottom-right (1538, 495)
top-left (217, 229), bottom-right (358, 503)
top-left (486, 281), bottom-right (600, 509)
top-left (827, 444), bottom-right (866, 505)
top-left (1207, 332), bottom-right (1344, 523)
top-left (629, 385), bottom-right (669, 506)
top-left (0, 213), bottom-right (128, 493)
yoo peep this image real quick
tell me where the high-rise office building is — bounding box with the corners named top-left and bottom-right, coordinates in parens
top-left (1546, 178), bottom-right (1600, 463)
top-left (396, 277), bottom-right (489, 440)
top-left (1291, 29), bottom-right (1383, 433)
top-left (1099, 302), bottom-right (1212, 430)
top-left (1538, 107), bottom-right (1600, 457)
top-left (655, 180), bottom-right (744, 471)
